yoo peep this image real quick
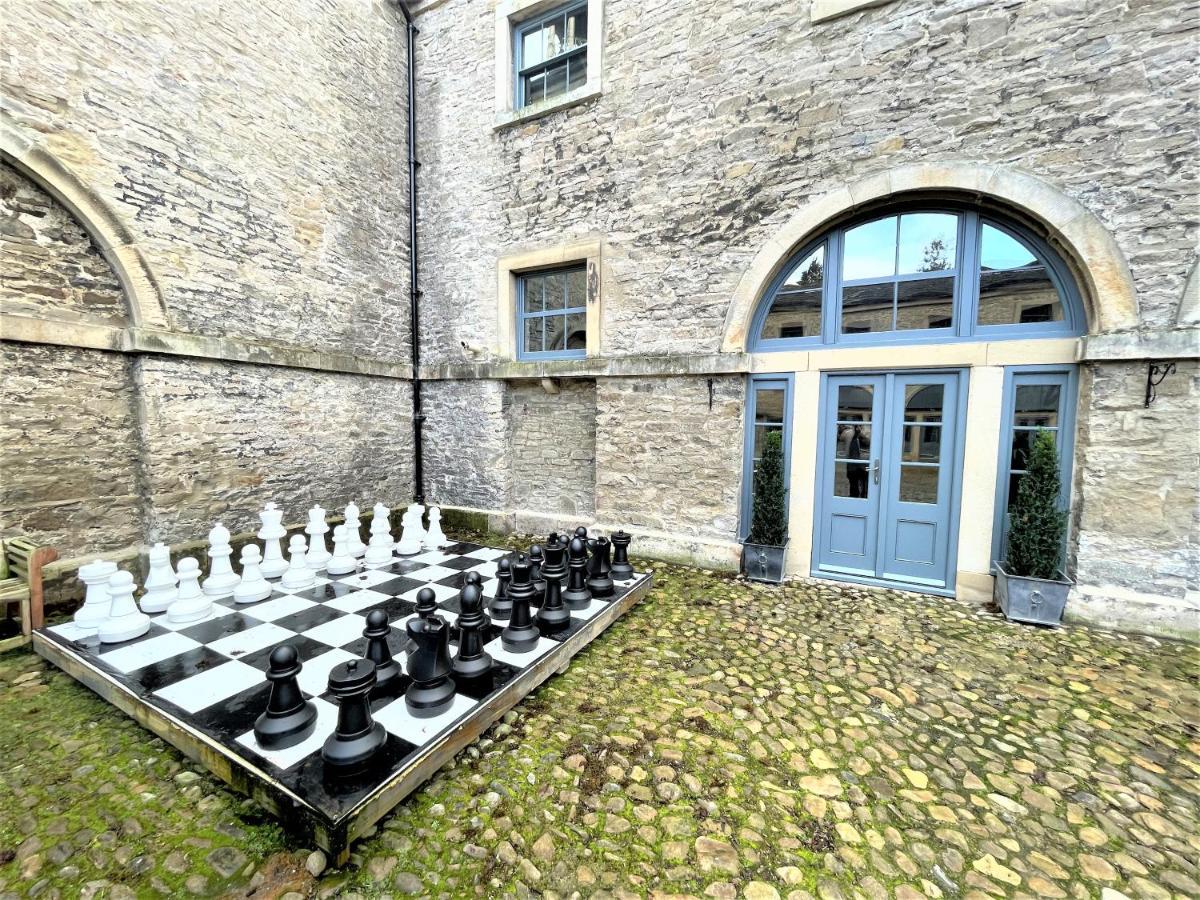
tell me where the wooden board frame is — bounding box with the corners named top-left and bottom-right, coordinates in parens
top-left (33, 573), bottom-right (653, 864)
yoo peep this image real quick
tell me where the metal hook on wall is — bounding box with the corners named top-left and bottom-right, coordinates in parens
top-left (1144, 361), bottom-right (1176, 408)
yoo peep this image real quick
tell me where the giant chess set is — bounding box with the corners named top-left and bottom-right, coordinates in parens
top-left (32, 501), bottom-right (653, 861)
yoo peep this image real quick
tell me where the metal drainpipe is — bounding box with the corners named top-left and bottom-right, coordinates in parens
top-left (395, 1), bottom-right (424, 504)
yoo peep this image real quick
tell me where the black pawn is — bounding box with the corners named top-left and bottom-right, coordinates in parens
top-left (405, 615), bottom-right (456, 717)
top-left (363, 609), bottom-right (400, 692)
top-left (322, 658), bottom-right (387, 769)
top-left (587, 537), bottom-right (615, 598)
top-left (610, 530), bottom-right (634, 581)
top-left (501, 555), bottom-right (540, 653)
top-left (463, 570), bottom-right (483, 589)
top-left (574, 526), bottom-right (588, 540)
top-left (452, 583), bottom-right (493, 679)
top-left (489, 557), bottom-right (512, 619)
top-left (254, 644), bottom-right (318, 749)
top-left (537, 538), bottom-right (571, 633)
top-left (562, 536), bottom-right (591, 610)
top-left (529, 544), bottom-right (546, 606)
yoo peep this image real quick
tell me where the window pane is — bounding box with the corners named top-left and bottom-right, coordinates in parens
top-left (1014, 384), bottom-right (1061, 427)
top-left (567, 50), bottom-right (586, 90)
top-left (898, 213), bottom-right (957, 274)
top-left (522, 71), bottom-right (545, 104)
top-left (834, 462), bottom-right (871, 498)
top-left (564, 312), bottom-right (586, 350)
top-left (755, 388), bottom-right (785, 424)
top-left (762, 246), bottom-right (823, 340)
top-left (544, 272), bottom-right (566, 311)
top-left (566, 7), bottom-right (587, 49)
top-left (900, 424), bottom-right (940, 462)
top-left (544, 312), bottom-right (567, 351)
top-left (753, 424), bottom-right (782, 462)
top-left (566, 267), bottom-right (586, 308)
top-left (843, 216), bottom-right (897, 281)
top-left (835, 423), bottom-right (871, 460)
top-left (1007, 472), bottom-right (1024, 510)
top-left (524, 316), bottom-right (543, 354)
top-left (899, 465), bottom-right (939, 504)
top-left (837, 384), bottom-right (873, 423)
top-left (895, 276), bottom-right (954, 331)
top-left (543, 58), bottom-right (569, 100)
top-left (842, 281), bottom-right (893, 334)
top-left (523, 275), bottom-right (546, 313)
top-left (544, 16), bottom-right (565, 58)
top-left (978, 224), bottom-right (1064, 327)
top-left (522, 23), bottom-right (545, 67)
top-left (904, 384), bottom-right (943, 423)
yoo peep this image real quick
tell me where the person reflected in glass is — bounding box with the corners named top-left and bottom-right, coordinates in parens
top-left (840, 424), bottom-right (870, 499)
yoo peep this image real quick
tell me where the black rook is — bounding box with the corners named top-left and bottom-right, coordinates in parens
top-left (501, 555), bottom-right (540, 652)
top-left (610, 530), bottom-right (634, 581)
top-left (536, 537), bottom-right (570, 633)
top-left (322, 658), bottom-right (387, 769)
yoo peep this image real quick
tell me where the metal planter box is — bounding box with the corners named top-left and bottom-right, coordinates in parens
top-left (742, 541), bottom-right (788, 584)
top-left (994, 562), bottom-right (1072, 626)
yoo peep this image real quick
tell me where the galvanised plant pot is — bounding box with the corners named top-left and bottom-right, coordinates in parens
top-left (994, 561), bottom-right (1072, 626)
top-left (742, 540), bottom-right (788, 584)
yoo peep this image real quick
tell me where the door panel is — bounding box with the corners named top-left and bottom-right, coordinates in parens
top-left (819, 375), bottom-right (885, 575)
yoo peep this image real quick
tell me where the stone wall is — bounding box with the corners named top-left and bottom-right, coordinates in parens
top-left (422, 380), bottom-right (509, 511)
top-left (509, 379), bottom-right (596, 517)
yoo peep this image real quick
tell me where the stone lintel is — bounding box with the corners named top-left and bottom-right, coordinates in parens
top-left (1080, 327), bottom-right (1200, 362)
top-left (0, 312), bottom-right (414, 380)
top-left (419, 352), bottom-right (750, 381)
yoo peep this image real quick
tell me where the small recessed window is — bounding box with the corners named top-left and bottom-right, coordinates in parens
top-left (517, 266), bottom-right (588, 360)
top-left (515, 3), bottom-right (588, 109)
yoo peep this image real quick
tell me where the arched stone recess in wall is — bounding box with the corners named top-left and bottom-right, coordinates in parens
top-left (720, 162), bottom-right (1140, 351)
top-left (1, 119), bottom-right (168, 329)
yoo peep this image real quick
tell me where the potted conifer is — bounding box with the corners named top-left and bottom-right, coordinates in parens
top-left (994, 429), bottom-right (1073, 625)
top-left (742, 430), bottom-right (789, 583)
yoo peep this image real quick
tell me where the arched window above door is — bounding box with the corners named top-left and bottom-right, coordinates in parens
top-left (750, 207), bottom-right (1086, 350)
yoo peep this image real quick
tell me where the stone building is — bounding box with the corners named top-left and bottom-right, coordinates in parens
top-left (2, 0), bottom-right (1197, 638)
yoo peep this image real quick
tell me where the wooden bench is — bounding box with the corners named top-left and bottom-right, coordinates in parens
top-left (0, 537), bottom-right (59, 653)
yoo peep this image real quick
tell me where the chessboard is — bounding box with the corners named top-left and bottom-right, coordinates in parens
top-left (32, 539), bottom-right (653, 863)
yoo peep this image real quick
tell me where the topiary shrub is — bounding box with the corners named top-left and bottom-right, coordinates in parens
top-left (1005, 429), bottom-right (1067, 580)
top-left (747, 430), bottom-right (789, 546)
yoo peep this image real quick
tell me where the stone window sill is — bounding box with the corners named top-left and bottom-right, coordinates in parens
top-left (494, 84), bottom-right (601, 131)
top-left (810, 0), bottom-right (896, 24)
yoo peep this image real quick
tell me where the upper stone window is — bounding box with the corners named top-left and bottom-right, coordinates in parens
top-left (515, 2), bottom-right (588, 108)
top-left (750, 207), bottom-right (1085, 350)
top-left (516, 266), bottom-right (588, 360)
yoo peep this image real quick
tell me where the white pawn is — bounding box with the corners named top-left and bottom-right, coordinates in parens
top-left (202, 523), bottom-right (241, 596)
top-left (305, 505), bottom-right (332, 569)
top-left (407, 503), bottom-right (428, 545)
top-left (258, 502), bottom-right (288, 579)
top-left (75, 559), bottom-right (118, 633)
top-left (140, 542), bottom-right (179, 614)
top-left (234, 545), bottom-right (273, 604)
top-left (99, 570), bottom-right (150, 643)
top-left (396, 507), bottom-right (423, 556)
top-left (168, 558), bottom-right (213, 625)
top-left (364, 503), bottom-right (394, 565)
top-left (424, 506), bottom-right (448, 550)
top-left (344, 502), bottom-right (366, 558)
top-left (326, 525), bottom-right (357, 575)
top-left (281, 534), bottom-right (316, 591)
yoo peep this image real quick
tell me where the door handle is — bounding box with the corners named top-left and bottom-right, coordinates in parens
top-left (872, 458), bottom-right (881, 485)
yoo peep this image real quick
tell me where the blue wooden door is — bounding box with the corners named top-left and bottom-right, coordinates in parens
top-left (816, 371), bottom-right (963, 590)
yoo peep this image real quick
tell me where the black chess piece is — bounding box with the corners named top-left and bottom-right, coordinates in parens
top-left (501, 555), bottom-right (540, 653)
top-left (464, 570), bottom-right (482, 588)
top-left (254, 644), bottom-right (319, 749)
top-left (587, 536), bottom-right (615, 598)
top-left (529, 544), bottom-right (546, 606)
top-left (574, 526), bottom-right (588, 540)
top-left (363, 609), bottom-right (400, 692)
top-left (322, 658), bottom-right (387, 769)
top-left (562, 536), bottom-right (591, 610)
top-left (610, 530), bottom-right (634, 581)
top-left (404, 586), bottom-right (439, 654)
top-left (489, 557), bottom-right (512, 619)
top-left (452, 583), bottom-right (493, 679)
top-left (405, 614), bottom-right (456, 717)
top-left (537, 538), bottom-right (570, 633)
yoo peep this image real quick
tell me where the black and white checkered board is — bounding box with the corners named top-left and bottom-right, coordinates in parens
top-left (37, 540), bottom-right (651, 842)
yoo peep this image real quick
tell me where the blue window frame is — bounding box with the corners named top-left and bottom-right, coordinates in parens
top-left (739, 375), bottom-right (794, 540)
top-left (750, 207), bottom-right (1086, 350)
top-left (991, 365), bottom-right (1078, 565)
top-left (514, 2), bottom-right (588, 108)
top-left (517, 266), bottom-right (588, 360)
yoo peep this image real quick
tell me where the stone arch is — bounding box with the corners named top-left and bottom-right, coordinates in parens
top-left (721, 162), bottom-right (1139, 352)
top-left (1, 119), bottom-right (168, 328)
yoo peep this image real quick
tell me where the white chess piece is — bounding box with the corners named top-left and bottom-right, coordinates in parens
top-left (407, 503), bottom-right (428, 545)
top-left (202, 523), bottom-right (241, 596)
top-left (99, 570), bottom-right (151, 643)
top-left (257, 502), bottom-right (288, 579)
top-left (234, 544), bottom-right (272, 604)
top-left (305, 504), bottom-right (332, 569)
top-left (395, 506), bottom-right (423, 556)
top-left (344, 502), bottom-right (366, 558)
top-left (326, 525), bottom-right (357, 575)
top-left (167, 557), bottom-right (212, 624)
top-left (140, 542), bottom-right (178, 613)
top-left (281, 534), bottom-right (316, 591)
top-left (424, 506), bottom-right (448, 550)
top-left (75, 559), bottom-right (118, 633)
top-left (364, 503), bottom-right (394, 565)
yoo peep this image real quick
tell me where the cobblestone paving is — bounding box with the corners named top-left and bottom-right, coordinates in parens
top-left (2, 544), bottom-right (1198, 899)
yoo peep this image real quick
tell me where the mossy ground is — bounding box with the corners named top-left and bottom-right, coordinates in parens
top-left (2, 532), bottom-right (1198, 900)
